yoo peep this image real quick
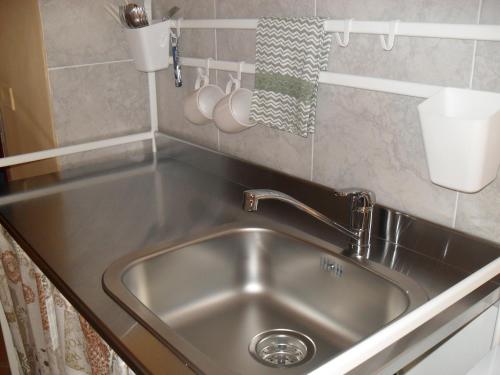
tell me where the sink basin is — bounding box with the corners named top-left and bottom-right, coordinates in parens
top-left (103, 226), bottom-right (427, 374)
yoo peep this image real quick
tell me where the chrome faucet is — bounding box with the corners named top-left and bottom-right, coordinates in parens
top-left (243, 189), bottom-right (375, 258)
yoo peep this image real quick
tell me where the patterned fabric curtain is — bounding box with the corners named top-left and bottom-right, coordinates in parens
top-left (0, 226), bottom-right (134, 375)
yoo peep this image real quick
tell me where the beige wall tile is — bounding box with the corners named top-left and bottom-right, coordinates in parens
top-left (216, 0), bottom-right (315, 63)
top-left (49, 62), bottom-right (149, 146)
top-left (219, 125), bottom-right (314, 180)
top-left (472, 0), bottom-right (500, 92)
top-left (455, 179), bottom-right (500, 243)
top-left (59, 142), bottom-right (149, 170)
top-left (313, 86), bottom-right (457, 225)
top-left (317, 0), bottom-right (479, 23)
top-left (40, 0), bottom-right (130, 67)
top-left (318, 0), bottom-right (478, 86)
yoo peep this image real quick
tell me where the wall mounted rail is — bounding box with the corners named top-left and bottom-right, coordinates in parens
top-left (0, 132), bottom-right (153, 168)
top-left (175, 56), bottom-right (443, 98)
top-left (174, 19), bottom-right (500, 41)
top-left (163, 19), bottom-right (500, 99)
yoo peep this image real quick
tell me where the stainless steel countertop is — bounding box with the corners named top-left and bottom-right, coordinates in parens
top-left (0, 134), bottom-right (498, 375)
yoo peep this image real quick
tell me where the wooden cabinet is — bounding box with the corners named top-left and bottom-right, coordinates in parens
top-left (0, 0), bottom-right (59, 180)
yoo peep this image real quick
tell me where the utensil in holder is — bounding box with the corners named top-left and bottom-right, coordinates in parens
top-left (418, 87), bottom-right (500, 193)
top-left (125, 21), bottom-right (170, 72)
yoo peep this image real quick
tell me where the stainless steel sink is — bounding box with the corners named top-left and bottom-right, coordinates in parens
top-left (103, 226), bottom-right (427, 374)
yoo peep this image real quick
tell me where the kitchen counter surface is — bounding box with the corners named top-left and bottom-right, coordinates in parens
top-left (0, 135), bottom-right (498, 374)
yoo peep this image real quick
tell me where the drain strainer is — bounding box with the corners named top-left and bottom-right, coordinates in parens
top-left (249, 329), bottom-right (316, 368)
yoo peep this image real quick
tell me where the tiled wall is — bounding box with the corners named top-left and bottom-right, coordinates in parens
top-left (156, 0), bottom-right (500, 244)
top-left (36, 1), bottom-right (500, 243)
top-left (38, 0), bottom-right (150, 168)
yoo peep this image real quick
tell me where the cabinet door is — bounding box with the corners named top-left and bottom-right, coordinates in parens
top-left (402, 305), bottom-right (498, 375)
top-left (0, 226), bottom-right (133, 374)
top-left (0, 0), bottom-right (59, 180)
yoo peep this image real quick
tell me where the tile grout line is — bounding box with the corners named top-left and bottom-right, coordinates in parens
top-left (452, 192), bottom-right (460, 228)
top-left (453, 0), bottom-right (483, 228)
top-left (310, 134), bottom-right (315, 181)
top-left (468, 0), bottom-right (483, 90)
top-left (214, 0), bottom-right (221, 152)
top-left (310, 0), bottom-right (317, 181)
top-left (48, 59), bottom-right (134, 71)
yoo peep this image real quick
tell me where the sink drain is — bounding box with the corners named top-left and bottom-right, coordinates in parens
top-left (249, 329), bottom-right (316, 368)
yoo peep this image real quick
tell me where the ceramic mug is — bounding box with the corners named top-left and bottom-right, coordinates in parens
top-left (213, 75), bottom-right (255, 133)
top-left (184, 67), bottom-right (224, 125)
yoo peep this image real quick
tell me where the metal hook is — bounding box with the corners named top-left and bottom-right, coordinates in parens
top-left (226, 62), bottom-right (244, 93)
top-left (380, 20), bottom-right (400, 51)
top-left (335, 19), bottom-right (353, 47)
top-left (195, 58), bottom-right (212, 89)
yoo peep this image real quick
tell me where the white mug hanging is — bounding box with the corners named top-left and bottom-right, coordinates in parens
top-left (213, 62), bottom-right (255, 133)
top-left (183, 58), bottom-right (224, 125)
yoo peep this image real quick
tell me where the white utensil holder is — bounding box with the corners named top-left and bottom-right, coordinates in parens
top-left (125, 21), bottom-right (170, 72)
top-left (418, 88), bottom-right (500, 193)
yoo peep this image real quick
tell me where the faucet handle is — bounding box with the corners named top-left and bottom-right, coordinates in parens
top-left (333, 189), bottom-right (376, 210)
top-left (334, 189), bottom-right (375, 251)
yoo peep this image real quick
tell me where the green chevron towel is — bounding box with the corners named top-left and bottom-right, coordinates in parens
top-left (249, 17), bottom-right (332, 137)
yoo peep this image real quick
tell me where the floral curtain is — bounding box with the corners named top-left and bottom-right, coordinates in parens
top-left (0, 226), bottom-right (134, 375)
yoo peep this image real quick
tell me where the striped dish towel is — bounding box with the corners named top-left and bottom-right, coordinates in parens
top-left (249, 17), bottom-right (332, 137)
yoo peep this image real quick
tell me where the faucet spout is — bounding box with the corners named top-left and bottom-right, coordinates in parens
top-left (242, 189), bottom-right (375, 257)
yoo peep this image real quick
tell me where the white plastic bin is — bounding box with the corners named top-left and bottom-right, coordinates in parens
top-left (125, 21), bottom-right (170, 72)
top-left (418, 88), bottom-right (500, 193)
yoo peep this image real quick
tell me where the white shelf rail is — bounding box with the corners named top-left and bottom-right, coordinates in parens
top-left (163, 18), bottom-right (500, 99)
top-left (173, 19), bottom-right (500, 42)
top-left (0, 132), bottom-right (153, 168)
top-left (176, 56), bottom-right (443, 98)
